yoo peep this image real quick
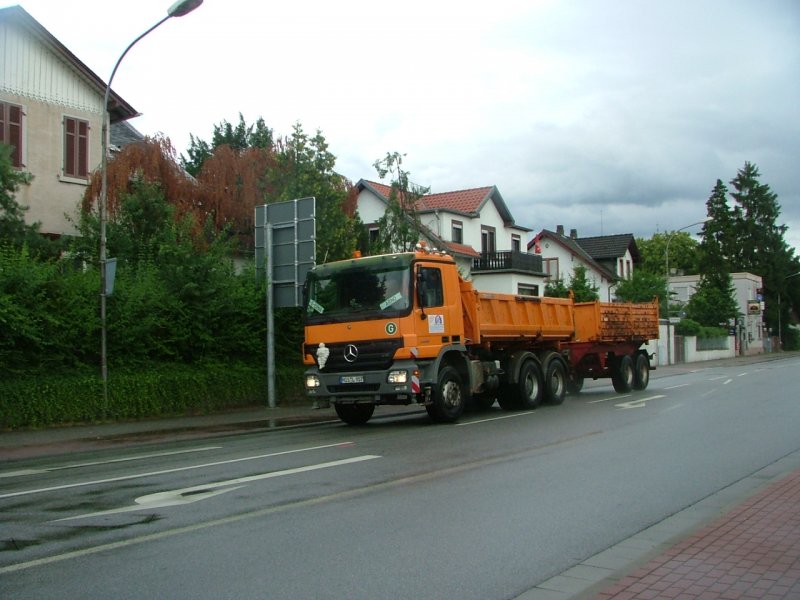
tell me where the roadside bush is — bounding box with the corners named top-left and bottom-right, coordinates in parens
top-left (0, 362), bottom-right (305, 430)
top-left (675, 318), bottom-right (728, 339)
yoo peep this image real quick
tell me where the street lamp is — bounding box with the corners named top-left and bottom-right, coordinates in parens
top-left (664, 217), bottom-right (713, 365)
top-left (777, 271), bottom-right (800, 351)
top-left (99, 0), bottom-right (203, 412)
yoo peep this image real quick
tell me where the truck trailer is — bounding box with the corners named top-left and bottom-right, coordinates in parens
top-left (303, 244), bottom-right (659, 424)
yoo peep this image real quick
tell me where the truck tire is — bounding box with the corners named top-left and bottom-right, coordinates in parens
top-left (334, 402), bottom-right (375, 425)
top-left (543, 356), bottom-right (567, 405)
top-left (567, 375), bottom-right (584, 394)
top-left (516, 359), bottom-right (543, 410)
top-left (612, 355), bottom-right (634, 393)
top-left (427, 365), bottom-right (466, 423)
top-left (633, 353), bottom-right (650, 390)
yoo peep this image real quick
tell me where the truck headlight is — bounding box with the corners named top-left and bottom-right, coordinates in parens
top-left (387, 370), bottom-right (408, 384)
top-left (305, 374), bottom-right (320, 388)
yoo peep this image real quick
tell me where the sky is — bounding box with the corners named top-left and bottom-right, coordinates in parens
top-left (14, 0), bottom-right (800, 250)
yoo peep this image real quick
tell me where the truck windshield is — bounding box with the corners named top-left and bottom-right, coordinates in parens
top-left (304, 255), bottom-right (412, 323)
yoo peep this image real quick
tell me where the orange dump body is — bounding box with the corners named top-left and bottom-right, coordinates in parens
top-left (460, 280), bottom-right (576, 344)
top-left (572, 300), bottom-right (660, 343)
top-left (459, 277), bottom-right (659, 348)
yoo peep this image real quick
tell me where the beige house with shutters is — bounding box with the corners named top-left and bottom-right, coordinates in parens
top-left (0, 5), bottom-right (138, 237)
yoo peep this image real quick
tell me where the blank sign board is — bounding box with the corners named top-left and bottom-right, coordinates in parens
top-left (254, 197), bottom-right (316, 308)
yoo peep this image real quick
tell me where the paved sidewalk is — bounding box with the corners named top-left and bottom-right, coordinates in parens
top-left (520, 450), bottom-right (800, 600)
top-left (589, 465), bottom-right (800, 600)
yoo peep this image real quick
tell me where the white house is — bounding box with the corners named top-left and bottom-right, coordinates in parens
top-left (1, 5), bottom-right (139, 237)
top-left (528, 226), bottom-right (639, 301)
top-left (668, 272), bottom-right (765, 355)
top-left (354, 179), bottom-right (546, 295)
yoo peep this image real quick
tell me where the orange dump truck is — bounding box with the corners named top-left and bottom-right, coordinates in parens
top-left (303, 245), bottom-right (659, 424)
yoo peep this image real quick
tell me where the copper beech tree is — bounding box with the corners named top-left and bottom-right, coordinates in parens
top-left (83, 122), bottom-right (361, 261)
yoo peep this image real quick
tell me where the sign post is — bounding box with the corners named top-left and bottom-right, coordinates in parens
top-left (255, 198), bottom-right (316, 408)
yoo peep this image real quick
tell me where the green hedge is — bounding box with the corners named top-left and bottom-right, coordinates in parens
top-left (0, 362), bottom-right (306, 430)
top-left (674, 318), bottom-right (729, 338)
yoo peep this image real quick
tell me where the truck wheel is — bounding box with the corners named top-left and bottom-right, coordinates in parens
top-left (567, 376), bottom-right (584, 394)
top-left (611, 355), bottom-right (634, 393)
top-left (543, 357), bottom-right (567, 405)
top-left (428, 365), bottom-right (465, 423)
top-left (633, 353), bottom-right (650, 390)
top-left (334, 402), bottom-right (375, 425)
top-left (516, 360), bottom-right (543, 409)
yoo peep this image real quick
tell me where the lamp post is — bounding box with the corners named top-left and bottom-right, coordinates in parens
top-left (777, 270), bottom-right (800, 351)
top-left (664, 217), bottom-right (712, 365)
top-left (100, 0), bottom-right (203, 412)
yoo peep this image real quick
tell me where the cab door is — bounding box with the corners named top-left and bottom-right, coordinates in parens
top-left (414, 264), bottom-right (464, 359)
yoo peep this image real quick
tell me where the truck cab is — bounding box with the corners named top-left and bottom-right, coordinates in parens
top-left (303, 246), bottom-right (470, 424)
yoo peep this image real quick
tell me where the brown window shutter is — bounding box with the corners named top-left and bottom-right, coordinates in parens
top-left (64, 117), bottom-right (76, 176)
top-left (1, 102), bottom-right (24, 168)
top-left (9, 105), bottom-right (22, 167)
top-left (77, 119), bottom-right (88, 177)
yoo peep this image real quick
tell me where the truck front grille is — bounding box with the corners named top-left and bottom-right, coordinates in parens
top-left (306, 339), bottom-right (403, 373)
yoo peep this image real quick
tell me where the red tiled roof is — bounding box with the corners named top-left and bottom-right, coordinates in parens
top-left (418, 187), bottom-right (494, 214)
top-left (441, 242), bottom-right (481, 258)
top-left (362, 181), bottom-right (493, 215)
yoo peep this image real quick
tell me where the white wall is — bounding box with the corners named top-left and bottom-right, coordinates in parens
top-left (538, 239), bottom-right (615, 300)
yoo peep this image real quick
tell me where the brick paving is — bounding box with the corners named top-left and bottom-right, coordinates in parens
top-left (591, 468), bottom-right (800, 600)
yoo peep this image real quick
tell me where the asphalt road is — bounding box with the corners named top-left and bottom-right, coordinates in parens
top-left (2, 356), bottom-right (799, 599)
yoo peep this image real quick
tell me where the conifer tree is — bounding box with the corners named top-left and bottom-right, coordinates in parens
top-left (727, 162), bottom-right (796, 340)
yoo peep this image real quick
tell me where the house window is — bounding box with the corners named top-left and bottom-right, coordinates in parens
top-left (451, 220), bottom-right (463, 244)
top-left (511, 234), bottom-right (521, 252)
top-left (481, 226), bottom-right (496, 254)
top-left (518, 283), bottom-right (539, 297)
top-left (0, 101), bottom-right (24, 168)
top-left (64, 116), bottom-right (89, 178)
top-left (544, 257), bottom-right (559, 280)
top-left (626, 260), bottom-right (631, 279)
top-left (368, 226), bottom-right (380, 248)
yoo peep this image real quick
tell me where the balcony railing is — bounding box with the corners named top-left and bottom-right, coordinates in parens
top-left (472, 250), bottom-right (544, 274)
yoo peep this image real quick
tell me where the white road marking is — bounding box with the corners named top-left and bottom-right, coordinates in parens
top-left (614, 395), bottom-right (666, 409)
top-left (588, 395), bottom-right (630, 404)
top-left (0, 447), bottom-right (222, 479)
top-left (664, 383), bottom-right (690, 389)
top-left (54, 455), bottom-right (381, 521)
top-left (737, 372), bottom-right (748, 377)
top-left (0, 442), bottom-right (354, 500)
top-left (457, 412), bottom-right (536, 426)
top-left (723, 379), bottom-right (733, 385)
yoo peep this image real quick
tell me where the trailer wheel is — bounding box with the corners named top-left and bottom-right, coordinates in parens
top-left (427, 365), bottom-right (466, 423)
top-left (612, 355), bottom-right (634, 393)
top-left (334, 402), bottom-right (375, 425)
top-left (543, 357), bottom-right (567, 405)
top-left (633, 353), bottom-right (650, 390)
top-left (567, 376), bottom-right (584, 394)
top-left (516, 360), bottom-right (543, 410)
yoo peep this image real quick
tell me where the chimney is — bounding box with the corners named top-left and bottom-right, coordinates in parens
top-left (556, 225), bottom-right (564, 236)
top-left (570, 228), bottom-right (578, 239)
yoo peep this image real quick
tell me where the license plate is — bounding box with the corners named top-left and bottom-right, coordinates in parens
top-left (340, 375), bottom-right (364, 384)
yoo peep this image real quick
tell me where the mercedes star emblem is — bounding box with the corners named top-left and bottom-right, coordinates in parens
top-left (343, 344), bottom-right (358, 363)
